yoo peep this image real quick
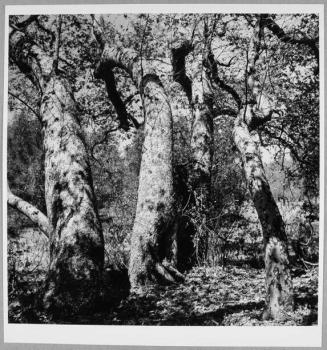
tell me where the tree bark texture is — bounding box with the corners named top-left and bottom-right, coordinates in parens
top-left (9, 21), bottom-right (105, 314)
top-left (188, 23), bottom-right (215, 263)
top-left (170, 34), bottom-right (215, 268)
top-left (7, 184), bottom-right (52, 237)
top-left (230, 16), bottom-right (294, 320)
top-left (233, 112), bottom-right (294, 320)
top-left (96, 42), bottom-right (183, 290)
top-left (169, 82), bottom-right (197, 272)
top-left (128, 76), bottom-right (176, 291)
top-left (41, 77), bottom-right (104, 313)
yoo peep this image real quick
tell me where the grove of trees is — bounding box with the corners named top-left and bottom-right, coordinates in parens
top-left (7, 12), bottom-right (319, 324)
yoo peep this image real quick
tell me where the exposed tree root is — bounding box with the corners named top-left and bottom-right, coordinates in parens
top-left (155, 262), bottom-right (185, 284)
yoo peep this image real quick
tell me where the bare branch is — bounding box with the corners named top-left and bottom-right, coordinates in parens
top-left (90, 126), bottom-right (119, 158)
top-left (91, 14), bottom-right (106, 50)
top-left (205, 49), bottom-right (242, 109)
top-left (96, 66), bottom-right (131, 131)
top-left (216, 56), bottom-right (236, 67)
top-left (8, 91), bottom-right (41, 123)
top-left (201, 16), bottom-right (242, 110)
top-left (261, 14), bottom-right (319, 62)
top-left (9, 15), bottom-right (38, 34)
top-left (7, 184), bottom-right (51, 238)
top-left (53, 15), bottom-right (62, 73)
top-left (243, 15), bottom-right (276, 129)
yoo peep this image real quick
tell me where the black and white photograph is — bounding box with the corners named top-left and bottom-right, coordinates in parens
top-left (2, 3), bottom-right (324, 347)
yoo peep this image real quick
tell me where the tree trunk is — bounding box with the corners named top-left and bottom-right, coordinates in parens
top-left (41, 77), bottom-right (104, 314)
top-left (10, 20), bottom-right (105, 315)
top-left (188, 22), bottom-right (215, 264)
top-left (189, 99), bottom-right (214, 263)
top-left (94, 39), bottom-right (184, 291)
top-left (170, 32), bottom-right (215, 267)
top-left (169, 41), bottom-right (197, 271)
top-left (233, 113), bottom-right (294, 320)
top-left (169, 82), bottom-right (197, 272)
top-left (128, 76), bottom-right (181, 291)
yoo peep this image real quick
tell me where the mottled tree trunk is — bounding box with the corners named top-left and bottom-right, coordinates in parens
top-left (10, 19), bottom-right (105, 315)
top-left (41, 77), bottom-right (104, 313)
top-left (232, 15), bottom-right (294, 320)
top-left (94, 38), bottom-right (184, 290)
top-left (233, 113), bottom-right (294, 320)
top-left (128, 76), bottom-right (179, 291)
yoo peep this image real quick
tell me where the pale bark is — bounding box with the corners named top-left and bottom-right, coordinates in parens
top-left (7, 184), bottom-right (52, 237)
top-left (41, 76), bottom-right (104, 312)
top-left (232, 16), bottom-right (294, 320)
top-left (96, 42), bottom-right (183, 290)
top-left (233, 114), bottom-right (293, 319)
top-left (10, 22), bottom-right (104, 314)
top-left (128, 77), bottom-right (177, 290)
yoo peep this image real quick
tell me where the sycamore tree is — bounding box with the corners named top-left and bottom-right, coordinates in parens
top-left (90, 13), bottom-right (318, 319)
top-left (8, 15), bottom-right (105, 315)
top-left (7, 13), bottom-right (319, 321)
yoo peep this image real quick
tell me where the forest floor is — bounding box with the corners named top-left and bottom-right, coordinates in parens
top-left (8, 229), bottom-right (319, 326)
top-left (94, 265), bottom-right (318, 326)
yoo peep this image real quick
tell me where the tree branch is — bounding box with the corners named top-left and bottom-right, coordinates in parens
top-left (216, 56), bottom-right (236, 67)
top-left (8, 91), bottom-right (41, 123)
top-left (35, 18), bottom-right (56, 45)
top-left (261, 14), bottom-right (319, 62)
top-left (242, 15), bottom-right (275, 129)
top-left (90, 126), bottom-right (119, 159)
top-left (9, 15), bottom-right (38, 34)
top-left (171, 40), bottom-right (193, 102)
top-left (95, 66), bottom-right (132, 131)
top-left (91, 14), bottom-right (106, 50)
top-left (204, 41), bottom-right (242, 110)
top-left (7, 184), bottom-right (51, 238)
top-left (53, 15), bottom-right (62, 74)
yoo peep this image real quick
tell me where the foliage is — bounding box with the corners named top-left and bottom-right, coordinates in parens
top-left (7, 12), bottom-right (320, 325)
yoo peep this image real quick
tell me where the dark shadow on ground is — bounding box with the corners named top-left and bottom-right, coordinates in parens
top-left (9, 265), bottom-right (318, 326)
